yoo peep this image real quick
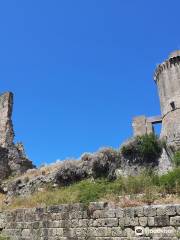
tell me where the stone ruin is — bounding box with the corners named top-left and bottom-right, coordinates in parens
top-left (0, 92), bottom-right (34, 180)
top-left (133, 50), bottom-right (180, 152)
top-left (1, 50), bottom-right (180, 194)
top-left (0, 51), bottom-right (180, 198)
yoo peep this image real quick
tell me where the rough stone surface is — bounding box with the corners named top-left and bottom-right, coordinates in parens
top-left (131, 50), bottom-right (180, 173)
top-left (0, 92), bottom-right (34, 180)
top-left (132, 116), bottom-right (154, 136)
top-left (0, 203), bottom-right (180, 239)
top-left (154, 51), bottom-right (180, 150)
top-left (0, 92), bottom-right (14, 147)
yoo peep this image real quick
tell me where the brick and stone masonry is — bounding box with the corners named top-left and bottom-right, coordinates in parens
top-left (1, 203), bottom-right (180, 239)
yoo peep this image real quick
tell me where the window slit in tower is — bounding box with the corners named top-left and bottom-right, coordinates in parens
top-left (170, 101), bottom-right (175, 111)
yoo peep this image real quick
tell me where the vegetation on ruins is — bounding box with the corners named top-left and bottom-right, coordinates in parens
top-left (121, 133), bottom-right (163, 163)
top-left (173, 151), bottom-right (180, 168)
top-left (0, 235), bottom-right (10, 240)
top-left (3, 167), bottom-right (180, 210)
top-left (0, 133), bottom-right (180, 210)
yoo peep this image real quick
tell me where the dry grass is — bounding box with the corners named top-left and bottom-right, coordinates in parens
top-left (6, 186), bottom-right (79, 210)
top-left (4, 159), bottom-right (75, 184)
top-left (0, 194), bottom-right (6, 208)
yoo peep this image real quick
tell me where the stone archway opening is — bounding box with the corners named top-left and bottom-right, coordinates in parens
top-left (153, 122), bottom-right (162, 137)
top-left (132, 115), bottom-right (162, 137)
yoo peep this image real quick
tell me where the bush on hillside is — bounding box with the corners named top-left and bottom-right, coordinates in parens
top-left (54, 160), bottom-right (88, 186)
top-left (91, 148), bottom-right (121, 180)
top-left (121, 134), bottom-right (163, 164)
top-left (159, 167), bottom-right (180, 193)
top-left (48, 148), bottom-right (122, 186)
top-left (0, 235), bottom-right (10, 240)
top-left (173, 151), bottom-right (180, 167)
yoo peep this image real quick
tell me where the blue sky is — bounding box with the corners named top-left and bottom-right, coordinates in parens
top-left (0, 0), bottom-right (179, 166)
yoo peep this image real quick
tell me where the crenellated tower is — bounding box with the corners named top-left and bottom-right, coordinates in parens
top-left (154, 50), bottom-right (180, 149)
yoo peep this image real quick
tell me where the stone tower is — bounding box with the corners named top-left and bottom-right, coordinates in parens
top-left (154, 50), bottom-right (180, 149)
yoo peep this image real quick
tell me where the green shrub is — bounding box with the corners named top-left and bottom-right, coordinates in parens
top-left (159, 167), bottom-right (180, 193)
top-left (121, 134), bottom-right (162, 163)
top-left (0, 235), bottom-right (10, 240)
top-left (173, 151), bottom-right (180, 167)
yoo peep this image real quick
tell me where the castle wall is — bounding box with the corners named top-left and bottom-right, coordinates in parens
top-left (154, 52), bottom-right (180, 149)
top-left (161, 109), bottom-right (180, 148)
top-left (1, 203), bottom-right (180, 239)
top-left (132, 116), bottom-right (154, 136)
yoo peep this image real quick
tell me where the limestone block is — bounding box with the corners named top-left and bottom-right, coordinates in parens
top-left (111, 227), bottom-right (123, 237)
top-left (116, 208), bottom-right (124, 218)
top-left (124, 207), bottom-right (135, 218)
top-left (154, 216), bottom-right (170, 226)
top-left (170, 216), bottom-right (180, 226)
top-left (156, 205), bottom-right (176, 216)
top-left (124, 217), bottom-right (139, 227)
top-left (92, 210), bottom-right (115, 219)
top-left (134, 207), bottom-right (144, 217)
top-left (139, 217), bottom-right (148, 226)
top-left (144, 206), bottom-right (157, 217)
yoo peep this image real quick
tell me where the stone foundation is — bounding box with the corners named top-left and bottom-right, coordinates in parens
top-left (2, 203), bottom-right (180, 239)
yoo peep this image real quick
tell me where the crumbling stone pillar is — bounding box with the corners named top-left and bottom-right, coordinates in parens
top-left (132, 115), bottom-right (154, 136)
top-left (0, 91), bottom-right (35, 179)
top-left (0, 92), bottom-right (14, 148)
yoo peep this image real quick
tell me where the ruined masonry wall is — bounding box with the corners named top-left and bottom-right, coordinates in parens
top-left (2, 203), bottom-right (180, 239)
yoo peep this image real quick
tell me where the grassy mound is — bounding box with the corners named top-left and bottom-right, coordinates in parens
top-left (4, 167), bottom-right (180, 209)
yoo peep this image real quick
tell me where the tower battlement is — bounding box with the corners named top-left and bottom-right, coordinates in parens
top-left (154, 55), bottom-right (180, 82)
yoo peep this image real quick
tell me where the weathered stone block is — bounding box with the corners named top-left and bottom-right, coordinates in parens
top-left (154, 216), bottom-right (170, 226)
top-left (144, 206), bottom-right (157, 217)
top-left (124, 217), bottom-right (139, 227)
top-left (170, 216), bottom-right (180, 226)
top-left (134, 206), bottom-right (144, 217)
top-left (139, 217), bottom-right (148, 226)
top-left (124, 207), bottom-right (134, 218)
top-left (92, 210), bottom-right (115, 219)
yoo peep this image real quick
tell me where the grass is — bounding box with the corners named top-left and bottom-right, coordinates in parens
top-left (3, 167), bottom-right (180, 210)
top-left (0, 235), bottom-right (10, 240)
top-left (173, 151), bottom-right (180, 167)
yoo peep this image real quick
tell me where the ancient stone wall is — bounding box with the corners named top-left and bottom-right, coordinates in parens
top-left (1, 203), bottom-right (180, 239)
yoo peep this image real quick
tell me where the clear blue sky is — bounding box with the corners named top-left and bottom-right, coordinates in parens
top-left (0, 0), bottom-right (179, 166)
